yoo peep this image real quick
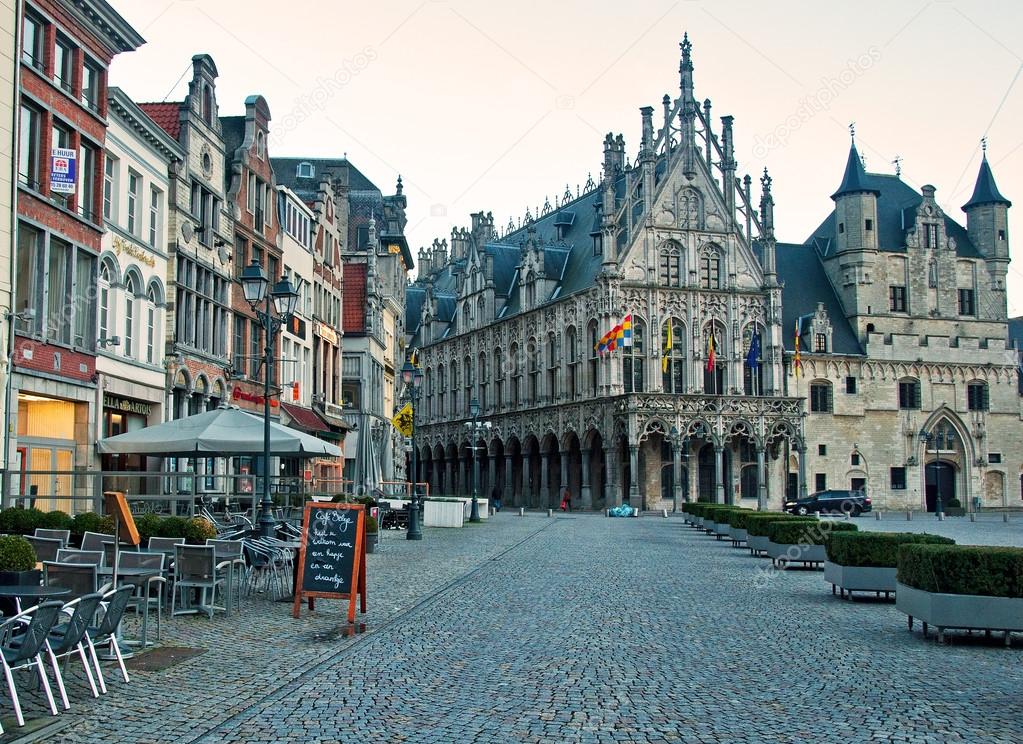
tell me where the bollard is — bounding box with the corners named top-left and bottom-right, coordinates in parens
top-left (662, 509), bottom-right (668, 518)
top-left (844, 512), bottom-right (850, 521)
top-left (970, 513), bottom-right (976, 522)
top-left (906, 510), bottom-right (912, 521)
top-left (518, 507), bottom-right (524, 517)
top-left (547, 508), bottom-right (553, 518)
top-left (875, 511), bottom-right (881, 521)
top-left (938, 512), bottom-right (945, 521)
top-left (1004, 513), bottom-right (1010, 523)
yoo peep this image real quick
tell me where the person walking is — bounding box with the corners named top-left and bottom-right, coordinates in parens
top-left (491, 486), bottom-right (501, 513)
top-left (560, 487), bottom-right (572, 512)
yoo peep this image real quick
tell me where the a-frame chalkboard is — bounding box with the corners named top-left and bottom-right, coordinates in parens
top-left (292, 502), bottom-right (367, 623)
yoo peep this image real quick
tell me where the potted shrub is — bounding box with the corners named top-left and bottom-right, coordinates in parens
top-left (825, 532), bottom-right (955, 599)
top-left (364, 515), bottom-right (379, 554)
top-left (897, 544), bottom-right (1023, 644)
top-left (766, 520), bottom-right (858, 568)
top-left (726, 509), bottom-right (756, 546)
top-left (701, 505), bottom-right (736, 537)
top-left (708, 506), bottom-right (745, 540)
top-left (943, 498), bottom-right (965, 517)
top-left (184, 517), bottom-right (218, 544)
top-left (0, 535), bottom-right (39, 615)
top-left (744, 513), bottom-right (813, 556)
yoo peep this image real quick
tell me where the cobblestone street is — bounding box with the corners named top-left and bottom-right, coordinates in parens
top-left (35, 514), bottom-right (1023, 743)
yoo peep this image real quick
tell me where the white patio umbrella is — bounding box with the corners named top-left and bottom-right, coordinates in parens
top-left (97, 405), bottom-right (342, 458)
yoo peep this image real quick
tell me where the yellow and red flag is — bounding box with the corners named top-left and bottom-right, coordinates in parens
top-left (794, 319), bottom-right (802, 377)
top-left (706, 332), bottom-right (716, 373)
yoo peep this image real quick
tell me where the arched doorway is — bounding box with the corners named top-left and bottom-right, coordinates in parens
top-left (924, 461), bottom-right (956, 513)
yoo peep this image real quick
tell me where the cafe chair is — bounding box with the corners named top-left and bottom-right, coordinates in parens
top-left (0, 600), bottom-right (65, 729)
top-left (55, 549), bottom-right (104, 567)
top-left (34, 529), bottom-right (70, 548)
top-left (101, 542), bottom-right (138, 569)
top-left (116, 552), bottom-right (166, 644)
top-left (206, 539), bottom-right (245, 615)
top-left (83, 586), bottom-right (135, 692)
top-left (44, 593), bottom-right (104, 708)
top-left (44, 562), bottom-right (99, 600)
top-left (171, 545), bottom-right (224, 620)
top-left (80, 532), bottom-right (113, 553)
top-left (25, 536), bottom-right (61, 563)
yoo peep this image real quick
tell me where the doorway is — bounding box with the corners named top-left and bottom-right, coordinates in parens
top-left (924, 461), bottom-right (956, 512)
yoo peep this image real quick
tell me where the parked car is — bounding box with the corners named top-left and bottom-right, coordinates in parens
top-left (784, 490), bottom-right (872, 516)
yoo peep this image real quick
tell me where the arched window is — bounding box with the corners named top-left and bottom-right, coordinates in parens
top-left (658, 242), bottom-right (683, 287)
top-left (424, 367), bottom-right (433, 419)
top-left (437, 364), bottom-right (446, 416)
top-left (478, 352), bottom-right (488, 411)
top-left (661, 318), bottom-right (686, 393)
top-left (527, 338), bottom-right (539, 403)
top-left (477, 296), bottom-right (485, 323)
top-left (463, 356), bottom-right (472, 415)
top-left (587, 320), bottom-right (599, 397)
top-left (145, 285), bottom-right (157, 364)
top-left (566, 326), bottom-right (578, 399)
top-left (493, 348), bottom-right (504, 410)
top-left (202, 85), bottom-right (212, 125)
top-left (700, 248), bottom-right (722, 289)
top-left (462, 302), bottom-right (471, 332)
top-left (98, 259), bottom-right (114, 343)
top-left (742, 324), bottom-right (764, 396)
top-left (623, 318), bottom-right (645, 393)
top-left (172, 368), bottom-right (191, 419)
top-left (123, 273), bottom-right (139, 359)
top-left (546, 332), bottom-right (557, 401)
top-left (509, 343), bottom-right (521, 408)
top-left (256, 131), bottom-right (265, 159)
top-left (451, 360), bottom-right (460, 416)
top-left (702, 323), bottom-right (725, 394)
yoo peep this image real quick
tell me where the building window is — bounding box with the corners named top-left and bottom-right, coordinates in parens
top-left (958, 288), bottom-right (975, 316)
top-left (818, 444), bottom-right (827, 456)
top-left (898, 379), bottom-right (921, 410)
top-left (845, 376), bottom-right (857, 394)
top-left (814, 333), bottom-right (827, 353)
top-left (662, 318), bottom-right (685, 394)
top-left (175, 255), bottom-right (230, 358)
top-left (838, 222), bottom-right (844, 234)
top-left (437, 364), bottom-right (446, 413)
top-left (546, 334), bottom-right (557, 401)
top-left (149, 186), bottom-right (162, 248)
top-left (890, 467), bottom-right (906, 490)
top-left (566, 327), bottom-right (578, 400)
top-left (297, 162), bottom-right (314, 178)
top-left (924, 223), bottom-right (938, 249)
top-left (124, 274), bottom-right (138, 358)
top-left (815, 473), bottom-right (827, 492)
top-left (623, 319), bottom-right (645, 393)
top-left (98, 260), bottom-right (112, 342)
top-left (700, 253), bottom-right (721, 289)
top-left (22, 13), bottom-right (44, 70)
top-left (658, 243), bottom-right (683, 287)
top-left (851, 453), bottom-right (860, 466)
top-left (146, 286), bottom-right (157, 364)
top-left (989, 452), bottom-right (1002, 464)
top-left (127, 170), bottom-right (140, 235)
top-left (191, 182), bottom-right (220, 246)
top-left (77, 143), bottom-right (97, 222)
top-left (53, 36), bottom-right (74, 94)
top-left (810, 382), bottom-right (832, 412)
top-left (18, 104), bottom-right (41, 190)
top-left (998, 229), bottom-right (1006, 241)
top-left (865, 219), bottom-right (873, 231)
top-left (967, 381), bottom-right (989, 411)
top-left (49, 122), bottom-right (70, 209)
top-left (527, 339), bottom-right (539, 403)
top-left (588, 321), bottom-right (599, 397)
top-left (889, 285), bottom-right (906, 312)
top-left (82, 61), bottom-right (101, 111)
top-left (591, 232), bottom-right (602, 256)
top-left (249, 319), bottom-right (262, 377)
top-left (103, 154), bottom-right (117, 220)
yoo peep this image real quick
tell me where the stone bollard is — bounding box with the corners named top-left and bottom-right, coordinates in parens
top-left (938, 512), bottom-right (945, 521)
top-left (970, 513), bottom-right (976, 522)
top-left (662, 509), bottom-right (668, 518)
top-left (844, 512), bottom-right (850, 521)
top-left (1004, 513), bottom-right (1010, 523)
top-left (906, 511), bottom-right (913, 521)
top-left (875, 511), bottom-right (881, 521)
top-left (547, 508), bottom-right (553, 518)
top-left (518, 507), bottom-right (524, 517)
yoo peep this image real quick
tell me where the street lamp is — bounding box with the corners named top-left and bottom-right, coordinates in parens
top-left (240, 259), bottom-right (301, 538)
top-left (401, 358), bottom-right (424, 540)
top-left (919, 423), bottom-right (956, 517)
top-left (468, 397), bottom-right (482, 523)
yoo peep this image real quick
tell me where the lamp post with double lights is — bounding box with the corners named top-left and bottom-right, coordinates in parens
top-left (668, 426), bottom-right (691, 512)
top-left (467, 397), bottom-right (489, 523)
top-left (239, 259), bottom-right (301, 538)
top-left (919, 422), bottom-right (956, 518)
top-left (400, 358), bottom-right (424, 540)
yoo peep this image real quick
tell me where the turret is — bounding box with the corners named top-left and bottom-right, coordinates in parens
top-left (963, 150), bottom-right (1011, 261)
top-left (831, 140), bottom-right (880, 254)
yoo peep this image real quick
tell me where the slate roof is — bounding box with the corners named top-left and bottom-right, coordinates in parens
top-left (963, 156), bottom-right (1012, 209)
top-left (831, 144), bottom-right (879, 199)
top-left (774, 241), bottom-right (863, 356)
top-left (342, 263), bottom-right (367, 334)
top-left (808, 172), bottom-right (982, 259)
top-left (137, 102), bottom-right (181, 140)
top-left (271, 157), bottom-right (379, 202)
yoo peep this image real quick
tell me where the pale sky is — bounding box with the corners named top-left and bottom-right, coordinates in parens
top-left (110, 0), bottom-right (1023, 315)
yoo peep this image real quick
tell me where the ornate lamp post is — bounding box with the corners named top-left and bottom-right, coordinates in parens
top-left (240, 259), bottom-right (300, 538)
top-left (468, 397), bottom-right (482, 523)
top-left (400, 358), bottom-right (424, 540)
top-left (919, 422), bottom-right (956, 517)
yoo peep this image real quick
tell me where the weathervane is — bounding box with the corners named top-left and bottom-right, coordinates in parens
top-left (849, 122), bottom-right (855, 144)
top-left (892, 155), bottom-right (902, 177)
top-left (981, 136), bottom-right (988, 156)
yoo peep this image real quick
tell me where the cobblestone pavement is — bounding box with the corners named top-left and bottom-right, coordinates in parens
top-left (25, 514), bottom-right (1023, 743)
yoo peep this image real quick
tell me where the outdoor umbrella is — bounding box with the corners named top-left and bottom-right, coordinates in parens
top-left (97, 405), bottom-right (342, 458)
top-left (351, 413), bottom-right (383, 496)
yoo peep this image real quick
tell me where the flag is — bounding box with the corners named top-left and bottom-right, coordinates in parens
top-left (410, 348), bottom-right (418, 366)
top-left (662, 318), bottom-right (673, 374)
top-left (706, 332), bottom-right (716, 373)
top-left (607, 323), bottom-right (622, 353)
top-left (622, 314), bottom-right (633, 347)
top-left (391, 402), bottom-right (414, 437)
top-left (746, 330), bottom-right (761, 371)
top-left (794, 319), bottom-right (802, 377)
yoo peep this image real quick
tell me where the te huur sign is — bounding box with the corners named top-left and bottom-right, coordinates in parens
top-left (293, 502), bottom-right (367, 624)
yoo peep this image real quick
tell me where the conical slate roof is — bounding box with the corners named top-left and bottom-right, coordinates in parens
top-left (831, 144), bottom-right (880, 200)
top-left (963, 156), bottom-right (1011, 209)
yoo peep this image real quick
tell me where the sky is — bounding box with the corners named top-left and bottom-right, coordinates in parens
top-left (109, 0), bottom-right (1023, 315)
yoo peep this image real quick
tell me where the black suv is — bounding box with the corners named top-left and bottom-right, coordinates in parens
top-left (784, 490), bottom-right (872, 516)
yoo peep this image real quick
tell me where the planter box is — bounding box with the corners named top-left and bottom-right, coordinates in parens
top-left (693, 516), bottom-right (704, 528)
top-left (824, 562), bottom-right (896, 597)
top-left (702, 519), bottom-right (716, 534)
top-left (747, 534), bottom-right (770, 555)
top-left (896, 582), bottom-right (1023, 643)
top-left (766, 540), bottom-right (826, 567)
top-left (713, 522), bottom-right (731, 539)
top-left (729, 527), bottom-right (747, 545)
top-left (423, 500), bottom-right (465, 528)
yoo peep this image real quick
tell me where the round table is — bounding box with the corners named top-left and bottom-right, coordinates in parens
top-left (0, 585), bottom-right (72, 599)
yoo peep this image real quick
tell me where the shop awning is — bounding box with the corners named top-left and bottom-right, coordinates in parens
top-left (281, 403), bottom-right (329, 434)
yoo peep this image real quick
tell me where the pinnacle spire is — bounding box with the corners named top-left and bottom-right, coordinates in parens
top-left (831, 141), bottom-right (880, 201)
top-left (963, 144), bottom-right (1011, 210)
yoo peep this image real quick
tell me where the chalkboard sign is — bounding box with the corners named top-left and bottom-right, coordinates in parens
top-left (292, 502), bottom-right (367, 622)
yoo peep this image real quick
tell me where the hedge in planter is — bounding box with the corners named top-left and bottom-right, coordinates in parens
top-left (767, 520), bottom-right (858, 546)
top-left (745, 514), bottom-right (814, 537)
top-left (898, 544), bottom-right (1023, 598)
top-left (827, 532), bottom-right (954, 568)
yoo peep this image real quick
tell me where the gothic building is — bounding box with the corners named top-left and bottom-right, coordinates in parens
top-left (407, 36), bottom-right (1020, 513)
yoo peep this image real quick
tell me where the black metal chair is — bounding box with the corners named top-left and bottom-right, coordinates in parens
top-left (25, 535), bottom-right (61, 562)
top-left (116, 552), bottom-right (166, 644)
top-left (46, 593), bottom-right (104, 707)
top-left (80, 532), bottom-right (113, 553)
top-left (34, 529), bottom-right (70, 548)
top-left (84, 586), bottom-right (135, 691)
top-left (43, 562), bottom-right (99, 599)
top-left (172, 545), bottom-right (224, 619)
top-left (0, 600), bottom-right (65, 728)
top-left (55, 549), bottom-right (103, 567)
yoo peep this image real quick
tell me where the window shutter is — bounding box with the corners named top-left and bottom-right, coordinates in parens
top-left (914, 382), bottom-right (921, 410)
top-left (827, 384), bottom-right (834, 412)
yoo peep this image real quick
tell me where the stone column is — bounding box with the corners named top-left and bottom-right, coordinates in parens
top-left (540, 453), bottom-right (550, 509)
top-left (798, 445), bottom-right (808, 500)
top-left (560, 450), bottom-right (570, 503)
top-left (580, 448), bottom-right (592, 509)
top-left (672, 441), bottom-right (682, 511)
top-left (504, 454), bottom-right (514, 504)
top-left (487, 456), bottom-right (496, 501)
top-left (521, 453), bottom-right (531, 508)
top-left (714, 444), bottom-right (724, 504)
top-left (605, 445), bottom-right (620, 507)
top-left (629, 445), bottom-right (640, 509)
top-left (757, 445), bottom-right (767, 511)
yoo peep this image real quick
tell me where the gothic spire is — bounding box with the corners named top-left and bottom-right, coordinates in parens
top-left (831, 141), bottom-right (880, 201)
top-left (963, 146), bottom-right (1012, 209)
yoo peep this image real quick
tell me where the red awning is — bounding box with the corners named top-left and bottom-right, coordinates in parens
top-left (280, 403), bottom-right (330, 433)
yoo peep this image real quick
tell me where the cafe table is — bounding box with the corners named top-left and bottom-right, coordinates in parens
top-left (0, 584), bottom-right (72, 614)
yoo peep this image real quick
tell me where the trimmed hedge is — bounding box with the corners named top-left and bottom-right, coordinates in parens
top-left (745, 513), bottom-right (814, 537)
top-left (727, 510), bottom-right (762, 530)
top-left (703, 506), bottom-right (740, 523)
top-left (826, 531), bottom-right (955, 568)
top-left (767, 520), bottom-right (857, 545)
top-left (898, 544), bottom-right (1023, 598)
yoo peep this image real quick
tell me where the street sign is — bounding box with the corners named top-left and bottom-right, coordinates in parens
top-left (391, 402), bottom-right (413, 437)
top-left (50, 147), bottom-right (77, 194)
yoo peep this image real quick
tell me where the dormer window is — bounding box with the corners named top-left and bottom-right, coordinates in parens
top-left (297, 162), bottom-right (314, 178)
top-left (814, 333), bottom-right (827, 353)
top-left (923, 223), bottom-right (938, 249)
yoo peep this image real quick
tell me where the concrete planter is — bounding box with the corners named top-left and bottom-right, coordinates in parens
top-left (766, 540), bottom-right (826, 567)
top-left (824, 562), bottom-right (896, 597)
top-left (728, 527), bottom-right (747, 544)
top-left (747, 534), bottom-right (770, 555)
top-left (423, 500), bottom-right (465, 528)
top-left (703, 520), bottom-right (717, 534)
top-left (896, 582), bottom-right (1023, 644)
top-left (713, 522), bottom-right (731, 539)
top-left (694, 516), bottom-right (704, 528)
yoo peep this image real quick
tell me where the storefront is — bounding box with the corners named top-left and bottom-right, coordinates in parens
top-left (14, 392), bottom-right (90, 513)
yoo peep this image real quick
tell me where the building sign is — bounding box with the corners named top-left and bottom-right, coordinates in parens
top-left (103, 394), bottom-right (153, 417)
top-left (232, 386), bottom-right (280, 408)
top-left (316, 321), bottom-right (339, 345)
top-left (50, 148), bottom-right (77, 194)
top-left (113, 235), bottom-right (157, 268)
